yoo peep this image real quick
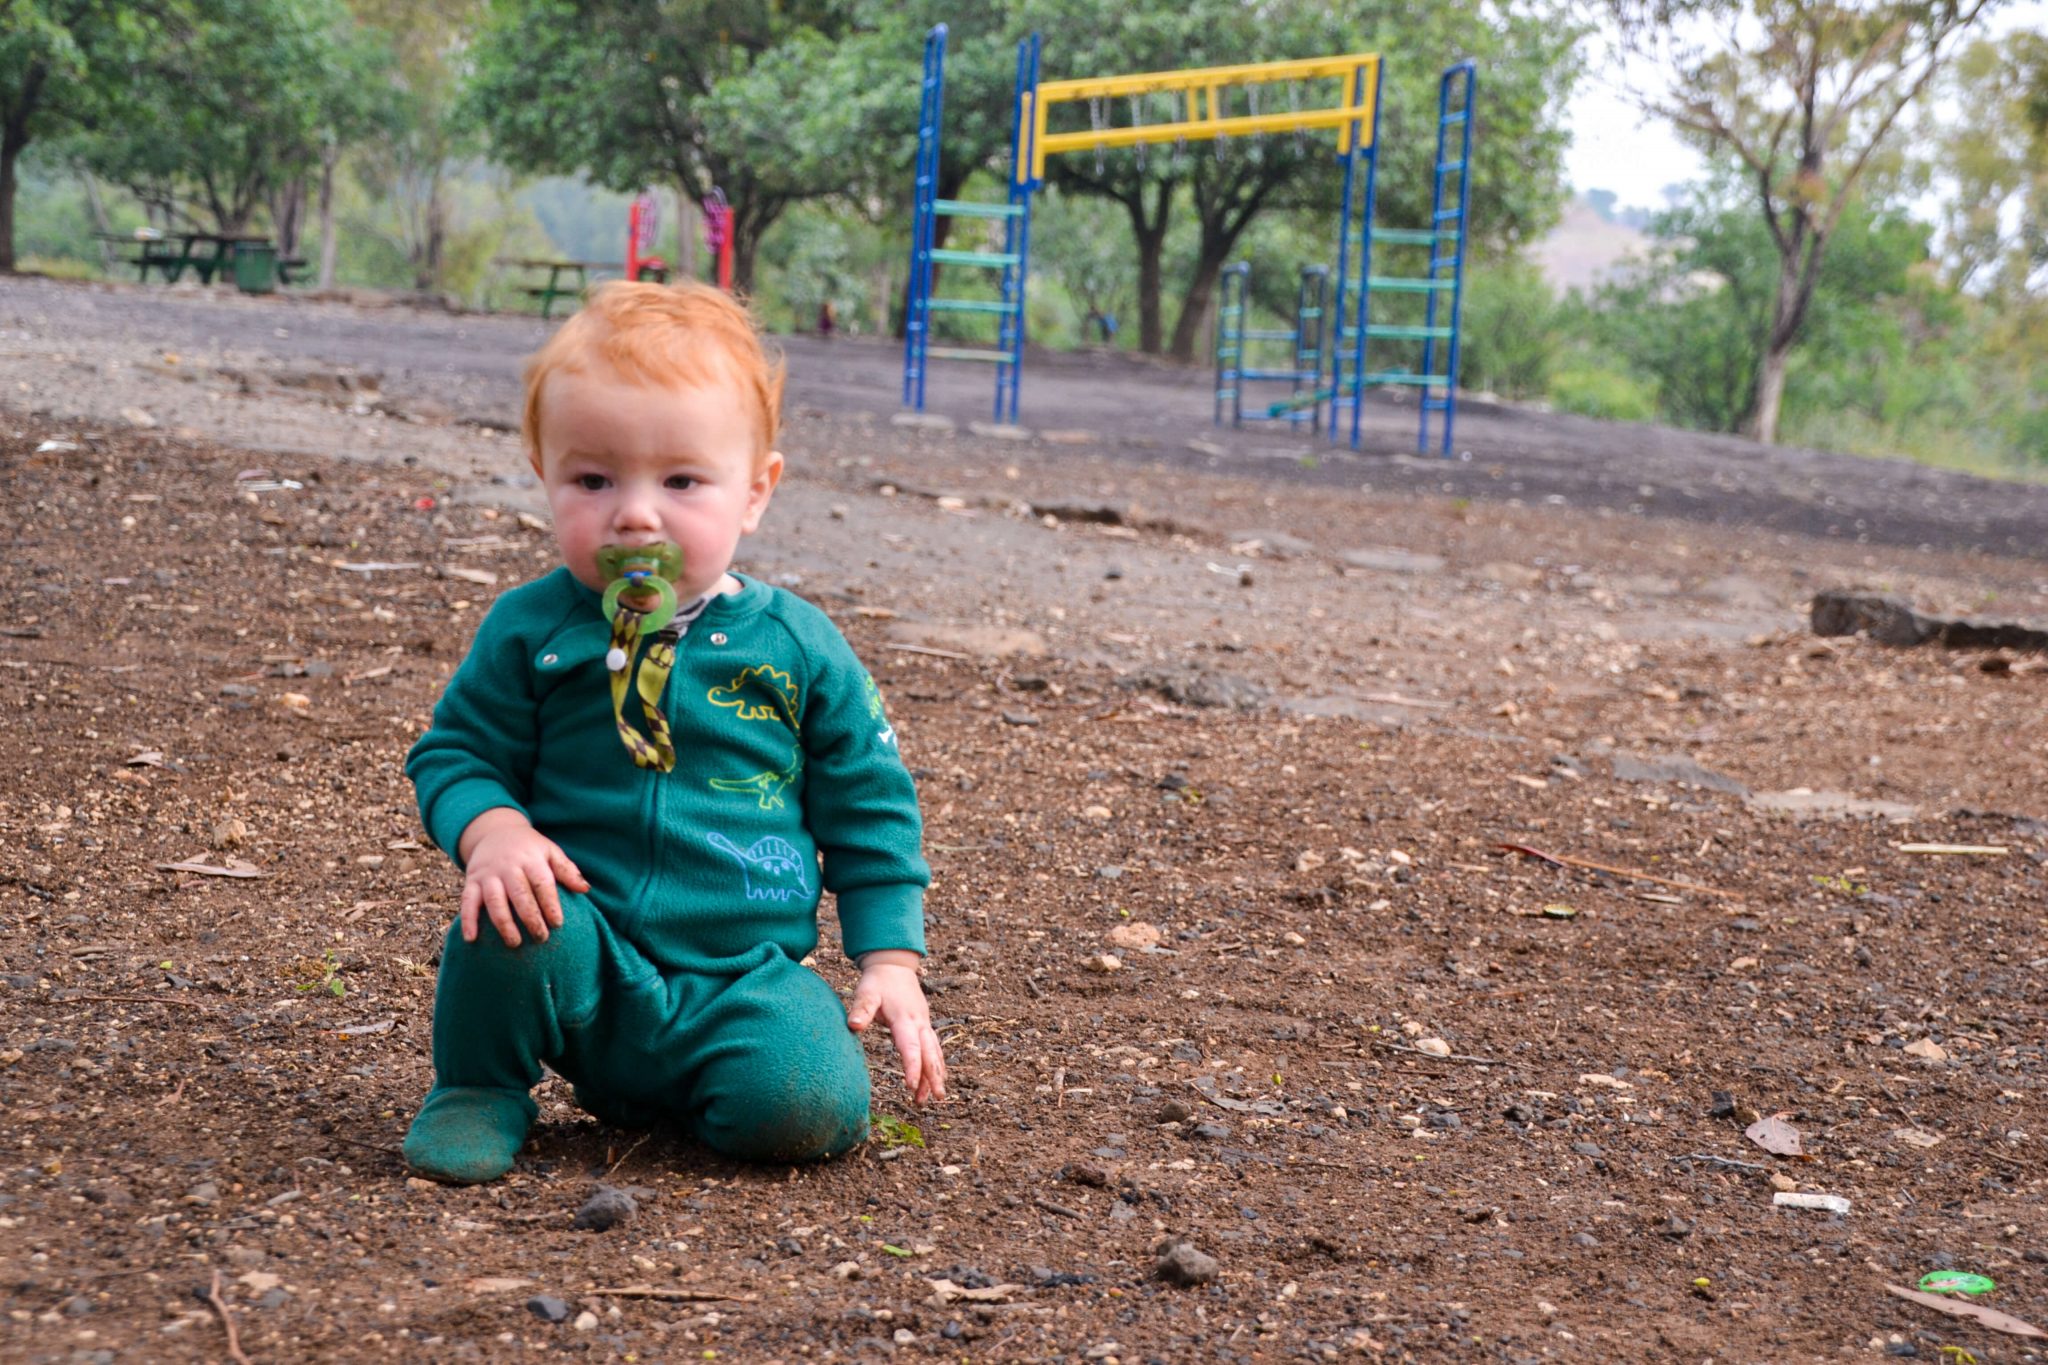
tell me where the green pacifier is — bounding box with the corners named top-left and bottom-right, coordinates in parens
top-left (596, 543), bottom-right (684, 633)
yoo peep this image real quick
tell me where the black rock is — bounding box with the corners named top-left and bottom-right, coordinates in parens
top-left (572, 1185), bottom-right (637, 1232)
top-left (1571, 1142), bottom-right (1604, 1158)
top-left (1572, 1232), bottom-right (1600, 1249)
top-left (1708, 1091), bottom-right (1735, 1119)
top-left (526, 1295), bottom-right (571, 1323)
top-left (1157, 1099), bottom-right (1194, 1123)
top-left (1190, 1122), bottom-right (1231, 1141)
top-left (1661, 1216), bottom-right (1693, 1239)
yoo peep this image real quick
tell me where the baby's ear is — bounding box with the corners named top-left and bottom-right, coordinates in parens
top-left (742, 451), bottom-right (785, 532)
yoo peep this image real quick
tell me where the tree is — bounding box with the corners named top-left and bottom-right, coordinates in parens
top-left (462, 0), bottom-right (857, 291)
top-left (1929, 31), bottom-right (2048, 298)
top-left (0, 0), bottom-right (168, 271)
top-left (79, 0), bottom-right (368, 237)
top-left (1608, 0), bottom-right (2006, 442)
top-left (1588, 170), bottom-right (1929, 434)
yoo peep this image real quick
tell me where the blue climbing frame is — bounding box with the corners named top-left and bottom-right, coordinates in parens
top-left (901, 27), bottom-right (1037, 424)
top-left (904, 32), bottom-right (1475, 451)
top-left (1214, 263), bottom-right (1328, 433)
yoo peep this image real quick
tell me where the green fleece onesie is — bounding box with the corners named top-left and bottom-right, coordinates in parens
top-left (401, 569), bottom-right (928, 1182)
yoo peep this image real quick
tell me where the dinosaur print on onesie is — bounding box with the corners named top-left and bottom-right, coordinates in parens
top-left (707, 664), bottom-right (803, 810)
top-left (706, 832), bottom-right (812, 902)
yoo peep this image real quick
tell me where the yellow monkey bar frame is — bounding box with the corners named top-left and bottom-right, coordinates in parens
top-left (1015, 52), bottom-right (1382, 187)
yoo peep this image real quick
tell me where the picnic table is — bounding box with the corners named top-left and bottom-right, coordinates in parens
top-left (96, 231), bottom-right (308, 290)
top-left (498, 258), bottom-right (669, 319)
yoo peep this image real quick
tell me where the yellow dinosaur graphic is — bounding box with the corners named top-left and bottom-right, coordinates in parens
top-left (708, 663), bottom-right (803, 808)
top-left (709, 665), bottom-right (800, 727)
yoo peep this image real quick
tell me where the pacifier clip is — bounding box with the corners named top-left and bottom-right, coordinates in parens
top-left (596, 544), bottom-right (706, 772)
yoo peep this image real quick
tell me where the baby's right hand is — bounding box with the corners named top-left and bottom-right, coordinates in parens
top-left (456, 809), bottom-right (589, 947)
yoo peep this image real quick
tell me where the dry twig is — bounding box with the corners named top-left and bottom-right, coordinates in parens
top-left (207, 1269), bottom-right (252, 1365)
top-left (53, 993), bottom-right (216, 1011)
top-left (588, 1285), bottom-right (759, 1303)
top-left (1668, 1152), bottom-right (1769, 1173)
top-left (1497, 843), bottom-right (1740, 900)
top-left (1032, 1195), bottom-right (1084, 1220)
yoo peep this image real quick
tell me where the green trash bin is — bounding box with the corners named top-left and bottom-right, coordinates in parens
top-left (233, 241), bottom-right (279, 295)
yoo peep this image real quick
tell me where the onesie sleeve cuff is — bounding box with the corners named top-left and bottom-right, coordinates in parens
top-left (836, 885), bottom-right (927, 960)
top-left (425, 779), bottom-right (529, 865)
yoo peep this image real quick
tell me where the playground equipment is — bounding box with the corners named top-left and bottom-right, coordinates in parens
top-left (703, 187), bottom-right (735, 293)
top-left (902, 25), bottom-right (1036, 421)
top-left (626, 191), bottom-right (668, 283)
top-left (1213, 263), bottom-right (1327, 433)
top-left (901, 28), bottom-right (1477, 454)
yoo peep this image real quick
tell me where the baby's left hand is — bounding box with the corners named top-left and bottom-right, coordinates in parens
top-left (846, 951), bottom-right (947, 1104)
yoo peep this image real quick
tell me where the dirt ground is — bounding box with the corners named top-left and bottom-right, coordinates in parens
top-left (1, 276), bottom-right (2046, 1364)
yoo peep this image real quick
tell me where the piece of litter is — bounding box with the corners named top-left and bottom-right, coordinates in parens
top-left (334, 1018), bottom-right (397, 1037)
top-left (1772, 1192), bottom-right (1849, 1215)
top-left (36, 440), bottom-right (80, 453)
top-left (1918, 1272), bottom-right (1996, 1297)
top-left (333, 561), bottom-right (422, 573)
top-left (1897, 843), bottom-right (2007, 856)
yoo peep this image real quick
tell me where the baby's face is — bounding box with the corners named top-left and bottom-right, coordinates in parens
top-left (535, 360), bottom-right (782, 603)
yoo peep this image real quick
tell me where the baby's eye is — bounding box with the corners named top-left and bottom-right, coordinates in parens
top-left (665, 475), bottom-right (698, 491)
top-left (575, 473), bottom-right (608, 492)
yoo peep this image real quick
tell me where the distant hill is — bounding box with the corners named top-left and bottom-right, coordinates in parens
top-left (1533, 194), bottom-right (1652, 295)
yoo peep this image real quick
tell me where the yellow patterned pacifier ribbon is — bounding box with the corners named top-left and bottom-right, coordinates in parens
top-left (606, 606), bottom-right (679, 770)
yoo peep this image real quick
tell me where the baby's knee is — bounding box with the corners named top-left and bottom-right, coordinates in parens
top-left (697, 1045), bottom-right (871, 1163)
top-left (437, 895), bottom-right (600, 993)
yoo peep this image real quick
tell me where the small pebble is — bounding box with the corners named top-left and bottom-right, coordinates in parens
top-left (572, 1310), bottom-right (598, 1332)
top-left (526, 1295), bottom-right (570, 1323)
top-left (1157, 1100), bottom-right (1193, 1124)
top-left (1155, 1240), bottom-right (1220, 1286)
top-left (572, 1185), bottom-right (636, 1232)
top-left (1412, 1038), bottom-right (1451, 1057)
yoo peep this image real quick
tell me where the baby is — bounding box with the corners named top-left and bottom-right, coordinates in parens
top-left (401, 281), bottom-right (944, 1183)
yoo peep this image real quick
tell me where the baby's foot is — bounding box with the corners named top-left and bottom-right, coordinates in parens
top-left (402, 1087), bottom-right (538, 1184)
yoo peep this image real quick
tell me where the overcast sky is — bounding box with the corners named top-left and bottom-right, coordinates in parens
top-left (1564, 0), bottom-right (2048, 211)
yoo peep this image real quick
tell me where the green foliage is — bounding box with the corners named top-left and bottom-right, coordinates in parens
top-left (1929, 32), bottom-right (2048, 299)
top-left (1457, 260), bottom-right (1559, 399)
top-left (1548, 358), bottom-right (1658, 423)
top-left (870, 1113), bottom-right (924, 1148)
top-left (1550, 170), bottom-right (2048, 472)
top-left (72, 0), bottom-right (385, 234)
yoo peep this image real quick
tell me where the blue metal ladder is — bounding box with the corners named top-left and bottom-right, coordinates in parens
top-left (902, 27), bottom-right (1037, 425)
top-left (1331, 60), bottom-right (1477, 455)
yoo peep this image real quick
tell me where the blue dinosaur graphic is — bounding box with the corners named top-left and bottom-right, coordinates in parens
top-left (706, 832), bottom-right (813, 903)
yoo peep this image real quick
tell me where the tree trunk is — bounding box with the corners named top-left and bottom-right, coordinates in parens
top-left (0, 135), bottom-right (16, 274)
top-left (416, 165), bottom-right (445, 294)
top-left (272, 177), bottom-right (306, 258)
top-left (1742, 236), bottom-right (1824, 443)
top-left (1746, 339), bottom-right (1792, 443)
top-left (1168, 250), bottom-right (1231, 363)
top-left (317, 147), bottom-right (339, 289)
top-left (79, 168), bottom-right (116, 274)
top-left (675, 190), bottom-right (698, 281)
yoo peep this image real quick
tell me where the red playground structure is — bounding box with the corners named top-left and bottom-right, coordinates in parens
top-left (626, 191), bottom-right (668, 283)
top-left (703, 187), bottom-right (734, 293)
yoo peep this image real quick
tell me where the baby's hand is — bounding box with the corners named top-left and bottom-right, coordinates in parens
top-left (455, 808), bottom-right (589, 947)
top-left (846, 951), bottom-right (947, 1104)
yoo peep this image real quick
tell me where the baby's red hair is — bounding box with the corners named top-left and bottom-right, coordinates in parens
top-left (521, 280), bottom-right (785, 470)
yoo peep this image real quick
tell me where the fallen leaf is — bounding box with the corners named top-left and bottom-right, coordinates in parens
top-left (236, 1271), bottom-right (282, 1294)
top-left (1884, 1285), bottom-right (2044, 1338)
top-left (465, 1277), bottom-right (534, 1294)
top-left (1745, 1112), bottom-right (1805, 1157)
top-left (926, 1278), bottom-right (1031, 1307)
